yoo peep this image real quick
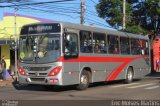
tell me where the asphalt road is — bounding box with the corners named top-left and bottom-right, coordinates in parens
top-left (0, 77), bottom-right (160, 106)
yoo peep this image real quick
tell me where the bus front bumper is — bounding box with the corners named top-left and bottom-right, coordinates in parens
top-left (18, 75), bottom-right (61, 85)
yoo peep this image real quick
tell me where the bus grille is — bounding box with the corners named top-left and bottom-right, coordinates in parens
top-left (30, 78), bottom-right (45, 82)
top-left (28, 73), bottom-right (47, 77)
top-left (28, 67), bottom-right (51, 71)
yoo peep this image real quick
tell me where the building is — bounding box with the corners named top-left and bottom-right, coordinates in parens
top-left (0, 13), bottom-right (53, 72)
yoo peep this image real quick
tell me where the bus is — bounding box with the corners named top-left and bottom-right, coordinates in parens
top-left (18, 22), bottom-right (151, 90)
top-left (152, 33), bottom-right (160, 72)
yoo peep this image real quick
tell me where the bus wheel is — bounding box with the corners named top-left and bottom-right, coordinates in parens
top-left (125, 67), bottom-right (133, 83)
top-left (76, 71), bottom-right (90, 90)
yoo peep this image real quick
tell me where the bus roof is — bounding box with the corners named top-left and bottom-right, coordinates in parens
top-left (21, 21), bottom-right (148, 40)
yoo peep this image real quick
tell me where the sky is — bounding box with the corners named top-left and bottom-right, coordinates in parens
top-left (0, 0), bottom-right (114, 30)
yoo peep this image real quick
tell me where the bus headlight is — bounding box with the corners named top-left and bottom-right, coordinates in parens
top-left (48, 66), bottom-right (62, 76)
top-left (18, 66), bottom-right (27, 76)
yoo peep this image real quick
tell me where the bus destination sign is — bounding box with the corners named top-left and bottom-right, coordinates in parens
top-left (20, 23), bottom-right (61, 35)
top-left (28, 25), bottom-right (53, 33)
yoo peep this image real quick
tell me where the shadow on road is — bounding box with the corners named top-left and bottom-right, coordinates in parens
top-left (89, 79), bottom-right (142, 88)
top-left (12, 81), bottom-right (77, 92)
top-left (146, 71), bottom-right (160, 77)
top-left (11, 79), bottom-right (142, 92)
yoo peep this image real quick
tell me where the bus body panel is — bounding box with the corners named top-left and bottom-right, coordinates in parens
top-left (62, 62), bottom-right (80, 85)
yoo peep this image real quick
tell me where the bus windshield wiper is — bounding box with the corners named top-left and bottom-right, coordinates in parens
top-left (22, 59), bottom-right (35, 62)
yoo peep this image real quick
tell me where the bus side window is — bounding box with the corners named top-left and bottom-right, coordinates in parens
top-left (80, 31), bottom-right (93, 53)
top-left (108, 35), bottom-right (119, 54)
top-left (64, 33), bottom-right (78, 57)
top-left (141, 40), bottom-right (149, 55)
top-left (131, 38), bottom-right (144, 55)
top-left (145, 41), bottom-right (149, 55)
top-left (93, 33), bottom-right (107, 54)
top-left (120, 37), bottom-right (130, 55)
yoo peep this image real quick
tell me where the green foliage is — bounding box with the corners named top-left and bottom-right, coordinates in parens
top-left (97, 0), bottom-right (132, 29)
top-left (123, 25), bottom-right (148, 34)
top-left (96, 0), bottom-right (160, 35)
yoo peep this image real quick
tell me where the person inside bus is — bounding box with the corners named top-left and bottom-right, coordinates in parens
top-left (94, 43), bottom-right (101, 53)
top-left (39, 36), bottom-right (49, 56)
top-left (82, 38), bottom-right (88, 52)
top-left (25, 37), bottom-right (33, 58)
top-left (100, 40), bottom-right (107, 53)
top-left (88, 37), bottom-right (93, 52)
top-left (64, 34), bottom-right (72, 54)
top-left (113, 47), bottom-right (119, 54)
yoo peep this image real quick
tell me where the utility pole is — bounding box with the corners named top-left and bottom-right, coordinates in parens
top-left (81, 0), bottom-right (85, 24)
top-left (14, 7), bottom-right (18, 81)
top-left (123, 0), bottom-right (126, 30)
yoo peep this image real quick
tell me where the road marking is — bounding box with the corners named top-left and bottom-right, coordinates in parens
top-left (127, 83), bottom-right (156, 89)
top-left (145, 85), bottom-right (160, 90)
top-left (111, 83), bottom-right (140, 88)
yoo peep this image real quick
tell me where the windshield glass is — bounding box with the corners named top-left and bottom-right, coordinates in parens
top-left (19, 34), bottom-right (61, 64)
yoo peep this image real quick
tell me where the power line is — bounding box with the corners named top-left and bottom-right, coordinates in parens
top-left (0, 0), bottom-right (75, 7)
top-left (9, 1), bottom-right (80, 12)
top-left (20, 5), bottom-right (80, 14)
top-left (86, 14), bottom-right (106, 24)
top-left (19, 6), bottom-right (80, 19)
top-left (85, 17), bottom-right (114, 29)
top-left (90, 0), bottom-right (96, 4)
top-left (33, 5), bottom-right (80, 12)
top-left (86, 10), bottom-right (98, 16)
top-left (2, 0), bottom-right (113, 29)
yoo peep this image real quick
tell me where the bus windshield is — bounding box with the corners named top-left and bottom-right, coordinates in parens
top-left (19, 34), bottom-right (61, 64)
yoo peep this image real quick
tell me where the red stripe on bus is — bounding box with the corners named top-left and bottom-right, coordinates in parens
top-left (106, 63), bottom-right (129, 81)
top-left (106, 56), bottom-right (148, 81)
top-left (58, 56), bottom-right (135, 62)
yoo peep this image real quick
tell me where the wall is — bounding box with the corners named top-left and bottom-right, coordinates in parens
top-left (1, 45), bottom-right (10, 70)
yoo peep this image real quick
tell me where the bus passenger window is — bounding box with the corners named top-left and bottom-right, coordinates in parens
top-left (93, 33), bottom-right (107, 54)
top-left (141, 40), bottom-right (149, 55)
top-left (80, 31), bottom-right (93, 53)
top-left (120, 37), bottom-right (130, 55)
top-left (131, 39), bottom-right (142, 55)
top-left (108, 35), bottom-right (119, 54)
top-left (64, 33), bottom-right (78, 57)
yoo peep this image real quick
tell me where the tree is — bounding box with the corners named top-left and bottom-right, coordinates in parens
top-left (96, 0), bottom-right (160, 35)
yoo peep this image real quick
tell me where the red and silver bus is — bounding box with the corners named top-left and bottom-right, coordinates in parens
top-left (18, 22), bottom-right (150, 90)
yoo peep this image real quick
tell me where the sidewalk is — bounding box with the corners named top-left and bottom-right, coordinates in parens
top-left (146, 71), bottom-right (160, 78)
top-left (0, 77), bottom-right (13, 87)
